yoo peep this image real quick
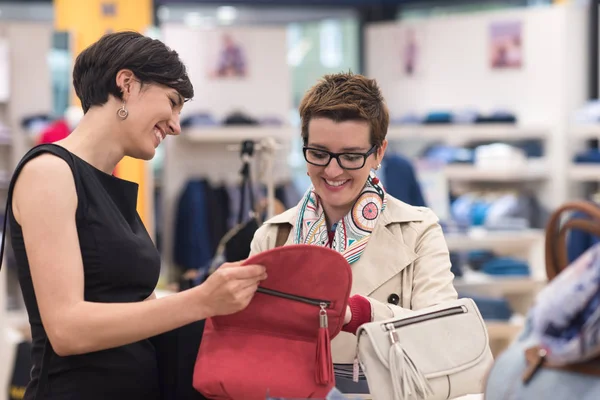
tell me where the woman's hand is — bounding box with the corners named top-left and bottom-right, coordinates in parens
top-left (195, 261), bottom-right (268, 317)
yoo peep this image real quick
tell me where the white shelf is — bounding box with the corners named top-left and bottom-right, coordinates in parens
top-left (486, 321), bottom-right (523, 341)
top-left (181, 126), bottom-right (297, 143)
top-left (571, 124), bottom-right (600, 139)
top-left (454, 276), bottom-right (546, 296)
top-left (569, 164), bottom-right (600, 182)
top-left (445, 229), bottom-right (544, 251)
top-left (387, 124), bottom-right (550, 142)
top-left (444, 163), bottom-right (548, 182)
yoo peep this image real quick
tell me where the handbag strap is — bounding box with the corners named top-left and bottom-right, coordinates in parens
top-left (523, 345), bottom-right (600, 383)
top-left (544, 200), bottom-right (600, 281)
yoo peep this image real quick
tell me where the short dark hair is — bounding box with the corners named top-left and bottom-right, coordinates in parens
top-left (73, 31), bottom-right (194, 113)
top-left (299, 72), bottom-right (389, 148)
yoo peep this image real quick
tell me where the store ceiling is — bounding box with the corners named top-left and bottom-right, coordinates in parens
top-left (155, 0), bottom-right (451, 5)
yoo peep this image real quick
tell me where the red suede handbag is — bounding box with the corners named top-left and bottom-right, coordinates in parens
top-left (193, 243), bottom-right (352, 399)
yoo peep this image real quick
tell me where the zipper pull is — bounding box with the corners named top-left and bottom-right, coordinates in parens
top-left (387, 323), bottom-right (399, 344)
top-left (315, 303), bottom-right (333, 386)
top-left (320, 303), bottom-right (328, 328)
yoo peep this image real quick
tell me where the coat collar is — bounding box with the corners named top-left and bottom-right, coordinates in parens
top-left (264, 195), bottom-right (426, 295)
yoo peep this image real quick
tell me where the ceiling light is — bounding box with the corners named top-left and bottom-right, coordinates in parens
top-left (217, 6), bottom-right (238, 24)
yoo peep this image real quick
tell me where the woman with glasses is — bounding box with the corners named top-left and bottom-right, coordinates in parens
top-left (250, 72), bottom-right (458, 394)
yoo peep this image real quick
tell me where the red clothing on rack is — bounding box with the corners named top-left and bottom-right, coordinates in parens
top-left (36, 120), bottom-right (70, 145)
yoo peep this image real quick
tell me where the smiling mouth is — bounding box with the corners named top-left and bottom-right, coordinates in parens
top-left (154, 125), bottom-right (166, 144)
top-left (324, 179), bottom-right (350, 187)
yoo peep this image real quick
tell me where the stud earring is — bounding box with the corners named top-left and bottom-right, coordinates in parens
top-left (375, 163), bottom-right (381, 170)
top-left (117, 102), bottom-right (128, 120)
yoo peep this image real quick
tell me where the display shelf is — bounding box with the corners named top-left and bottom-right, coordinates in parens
top-left (386, 124), bottom-right (550, 142)
top-left (571, 124), bottom-right (600, 139)
top-left (443, 163), bottom-right (548, 182)
top-left (454, 276), bottom-right (546, 296)
top-left (444, 229), bottom-right (544, 251)
top-left (486, 320), bottom-right (523, 341)
top-left (181, 126), bottom-right (297, 143)
top-left (569, 164), bottom-right (600, 182)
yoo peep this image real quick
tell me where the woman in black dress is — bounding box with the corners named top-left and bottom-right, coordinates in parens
top-left (6, 31), bottom-right (266, 399)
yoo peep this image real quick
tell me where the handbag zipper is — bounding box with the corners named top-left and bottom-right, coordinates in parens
top-left (256, 287), bottom-right (331, 307)
top-left (384, 305), bottom-right (467, 331)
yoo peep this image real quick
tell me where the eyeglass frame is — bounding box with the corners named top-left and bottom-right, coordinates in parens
top-left (302, 144), bottom-right (378, 170)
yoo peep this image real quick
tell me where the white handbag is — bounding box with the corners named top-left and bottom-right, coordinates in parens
top-left (355, 298), bottom-right (494, 400)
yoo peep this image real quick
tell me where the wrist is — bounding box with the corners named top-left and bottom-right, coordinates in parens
top-left (184, 285), bottom-right (213, 322)
top-left (343, 295), bottom-right (372, 335)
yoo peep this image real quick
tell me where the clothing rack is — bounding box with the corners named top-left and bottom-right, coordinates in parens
top-left (160, 128), bottom-right (294, 284)
top-left (227, 137), bottom-right (284, 220)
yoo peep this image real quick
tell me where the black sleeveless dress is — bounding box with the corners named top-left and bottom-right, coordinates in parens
top-left (8, 144), bottom-right (161, 399)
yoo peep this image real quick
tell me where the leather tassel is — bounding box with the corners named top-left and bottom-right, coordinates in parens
top-left (316, 304), bottom-right (333, 385)
top-left (387, 325), bottom-right (433, 400)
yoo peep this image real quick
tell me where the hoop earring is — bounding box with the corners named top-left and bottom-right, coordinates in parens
top-left (117, 103), bottom-right (128, 120)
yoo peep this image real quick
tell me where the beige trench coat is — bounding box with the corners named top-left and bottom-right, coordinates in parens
top-left (249, 194), bottom-right (459, 364)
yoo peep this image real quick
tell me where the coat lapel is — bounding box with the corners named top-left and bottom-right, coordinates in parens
top-left (350, 222), bottom-right (417, 295)
top-left (350, 197), bottom-right (424, 295)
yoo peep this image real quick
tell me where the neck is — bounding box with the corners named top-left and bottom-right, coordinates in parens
top-left (322, 203), bottom-right (352, 230)
top-left (55, 107), bottom-right (126, 174)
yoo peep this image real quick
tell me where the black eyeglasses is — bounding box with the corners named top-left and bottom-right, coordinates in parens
top-left (303, 145), bottom-right (377, 170)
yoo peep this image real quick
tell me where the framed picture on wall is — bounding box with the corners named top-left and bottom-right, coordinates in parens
top-left (489, 20), bottom-right (523, 69)
top-left (398, 26), bottom-right (423, 78)
top-left (205, 30), bottom-right (249, 80)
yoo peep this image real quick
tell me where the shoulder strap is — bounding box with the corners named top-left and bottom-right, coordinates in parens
top-left (275, 223), bottom-right (292, 248)
top-left (544, 200), bottom-right (600, 280)
top-left (0, 143), bottom-right (81, 272)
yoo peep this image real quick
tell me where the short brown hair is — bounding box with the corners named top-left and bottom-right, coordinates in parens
top-left (73, 31), bottom-right (194, 113)
top-left (299, 72), bottom-right (389, 147)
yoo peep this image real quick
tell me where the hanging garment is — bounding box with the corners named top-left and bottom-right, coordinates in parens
top-left (36, 119), bottom-right (70, 145)
top-left (224, 154), bottom-right (260, 263)
top-left (173, 180), bottom-right (213, 274)
top-left (204, 182), bottom-right (230, 258)
top-left (382, 153), bottom-right (427, 207)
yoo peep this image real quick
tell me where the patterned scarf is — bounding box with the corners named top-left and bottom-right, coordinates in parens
top-left (292, 172), bottom-right (386, 265)
top-left (529, 243), bottom-right (600, 364)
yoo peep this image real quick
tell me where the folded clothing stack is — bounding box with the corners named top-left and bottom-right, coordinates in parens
top-left (391, 109), bottom-right (518, 125)
top-left (461, 294), bottom-right (513, 321)
top-left (480, 257), bottom-right (530, 277)
top-left (574, 149), bottom-right (600, 164)
top-left (450, 192), bottom-right (539, 230)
